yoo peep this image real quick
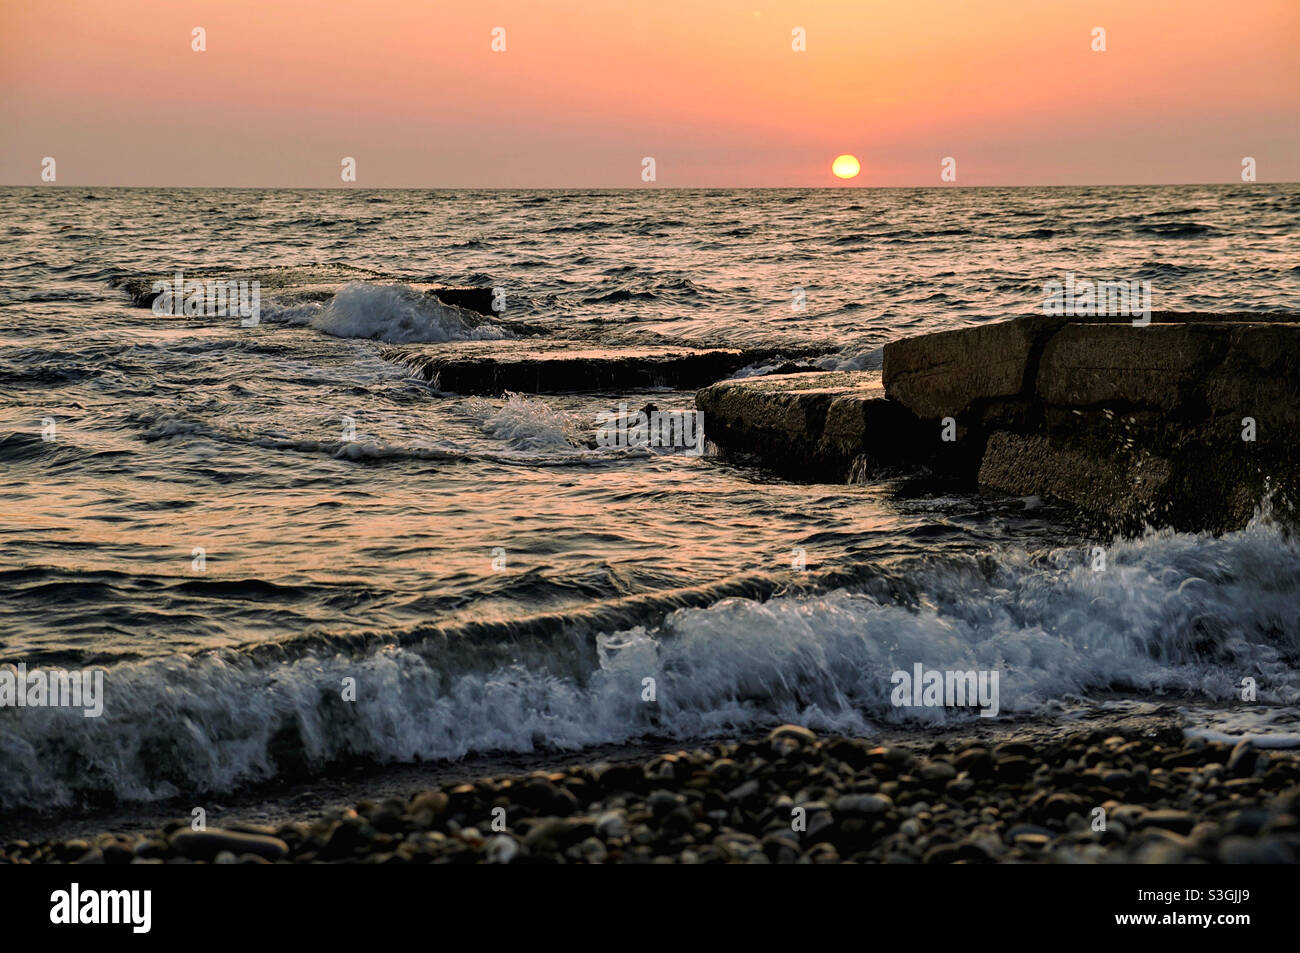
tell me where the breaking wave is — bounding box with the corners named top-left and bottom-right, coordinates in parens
top-left (464, 393), bottom-right (586, 452)
top-left (2, 512), bottom-right (1296, 811)
top-left (274, 282), bottom-right (511, 344)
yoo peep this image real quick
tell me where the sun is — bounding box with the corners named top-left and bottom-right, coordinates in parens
top-left (832, 154), bottom-right (861, 180)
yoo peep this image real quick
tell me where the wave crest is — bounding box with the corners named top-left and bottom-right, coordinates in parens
top-left (283, 282), bottom-right (511, 344)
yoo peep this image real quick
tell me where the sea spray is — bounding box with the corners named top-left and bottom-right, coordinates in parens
top-left (306, 282), bottom-right (510, 343)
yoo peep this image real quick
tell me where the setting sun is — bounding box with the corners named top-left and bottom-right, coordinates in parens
top-left (832, 155), bottom-right (861, 180)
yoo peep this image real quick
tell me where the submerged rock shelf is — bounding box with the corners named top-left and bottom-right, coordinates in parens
top-left (385, 340), bottom-right (824, 395)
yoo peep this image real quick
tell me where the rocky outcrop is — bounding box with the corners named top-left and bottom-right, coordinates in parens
top-left (900, 317), bottom-right (1300, 531)
top-left (113, 271), bottom-right (499, 317)
top-left (694, 370), bottom-right (918, 480)
top-left (426, 287), bottom-right (496, 316)
top-left (697, 314), bottom-right (1300, 532)
top-left (879, 316), bottom-right (1053, 420)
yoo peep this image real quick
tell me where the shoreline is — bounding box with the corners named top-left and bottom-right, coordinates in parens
top-left (8, 705), bottom-right (1298, 864)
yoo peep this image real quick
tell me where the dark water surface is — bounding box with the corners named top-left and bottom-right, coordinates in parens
top-left (1, 185), bottom-right (1298, 813)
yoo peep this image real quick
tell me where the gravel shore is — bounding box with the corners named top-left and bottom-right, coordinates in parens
top-left (7, 720), bottom-right (1300, 864)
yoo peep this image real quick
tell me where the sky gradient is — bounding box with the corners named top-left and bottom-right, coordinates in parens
top-left (1, 0), bottom-right (1297, 187)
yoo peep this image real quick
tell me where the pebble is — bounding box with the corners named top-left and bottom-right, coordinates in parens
top-left (168, 828), bottom-right (290, 861)
top-left (1137, 809), bottom-right (1198, 834)
top-left (1227, 739), bottom-right (1258, 778)
top-left (918, 761), bottom-right (957, 784)
top-left (769, 724), bottom-right (817, 745)
top-left (835, 793), bottom-right (893, 815)
top-left (485, 835), bottom-right (521, 864)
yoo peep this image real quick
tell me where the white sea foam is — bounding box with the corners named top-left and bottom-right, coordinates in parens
top-left (465, 393), bottom-right (585, 452)
top-left (817, 346), bottom-right (883, 372)
top-left (1180, 707), bottom-right (1300, 748)
top-left (268, 282), bottom-right (511, 344)
top-left (727, 361), bottom-right (783, 379)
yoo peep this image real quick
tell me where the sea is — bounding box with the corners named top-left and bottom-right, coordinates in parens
top-left (1, 183), bottom-right (1298, 818)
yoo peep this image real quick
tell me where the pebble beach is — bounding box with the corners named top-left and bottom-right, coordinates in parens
top-left (10, 718), bottom-right (1299, 865)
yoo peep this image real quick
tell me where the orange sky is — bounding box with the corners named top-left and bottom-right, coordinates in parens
top-left (1, 0), bottom-right (1296, 186)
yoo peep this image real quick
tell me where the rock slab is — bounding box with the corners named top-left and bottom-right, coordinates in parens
top-left (697, 313), bottom-right (1300, 531)
top-left (387, 341), bottom-right (823, 395)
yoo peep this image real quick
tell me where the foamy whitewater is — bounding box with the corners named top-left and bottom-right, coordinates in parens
top-left (1, 185), bottom-right (1298, 813)
top-left (288, 282), bottom-right (511, 344)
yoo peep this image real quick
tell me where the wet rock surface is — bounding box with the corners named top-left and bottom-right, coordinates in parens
top-left (697, 313), bottom-right (1300, 531)
top-left (694, 370), bottom-right (920, 479)
top-left (386, 341), bottom-right (824, 395)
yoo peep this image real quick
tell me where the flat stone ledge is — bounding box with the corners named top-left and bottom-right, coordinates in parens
top-left (386, 341), bottom-right (822, 395)
top-left (695, 370), bottom-right (919, 479)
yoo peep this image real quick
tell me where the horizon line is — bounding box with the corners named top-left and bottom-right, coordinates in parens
top-left (4, 181), bottom-right (1296, 191)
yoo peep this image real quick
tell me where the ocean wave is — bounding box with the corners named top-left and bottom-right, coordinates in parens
top-left (581, 289), bottom-right (659, 304)
top-left (1134, 261), bottom-right (1209, 277)
top-left (0, 362), bottom-right (101, 387)
top-left (277, 282), bottom-right (511, 344)
top-left (816, 346), bottom-right (883, 372)
top-left (578, 276), bottom-right (714, 306)
top-left (542, 221), bottom-right (620, 234)
top-left (1133, 222), bottom-right (1219, 237)
top-left (123, 403), bottom-right (618, 468)
top-left (2, 513), bottom-right (1296, 812)
top-left (107, 265), bottom-right (394, 309)
top-left (464, 393), bottom-right (586, 452)
top-left (0, 430), bottom-right (130, 469)
top-left (251, 436), bottom-right (468, 464)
